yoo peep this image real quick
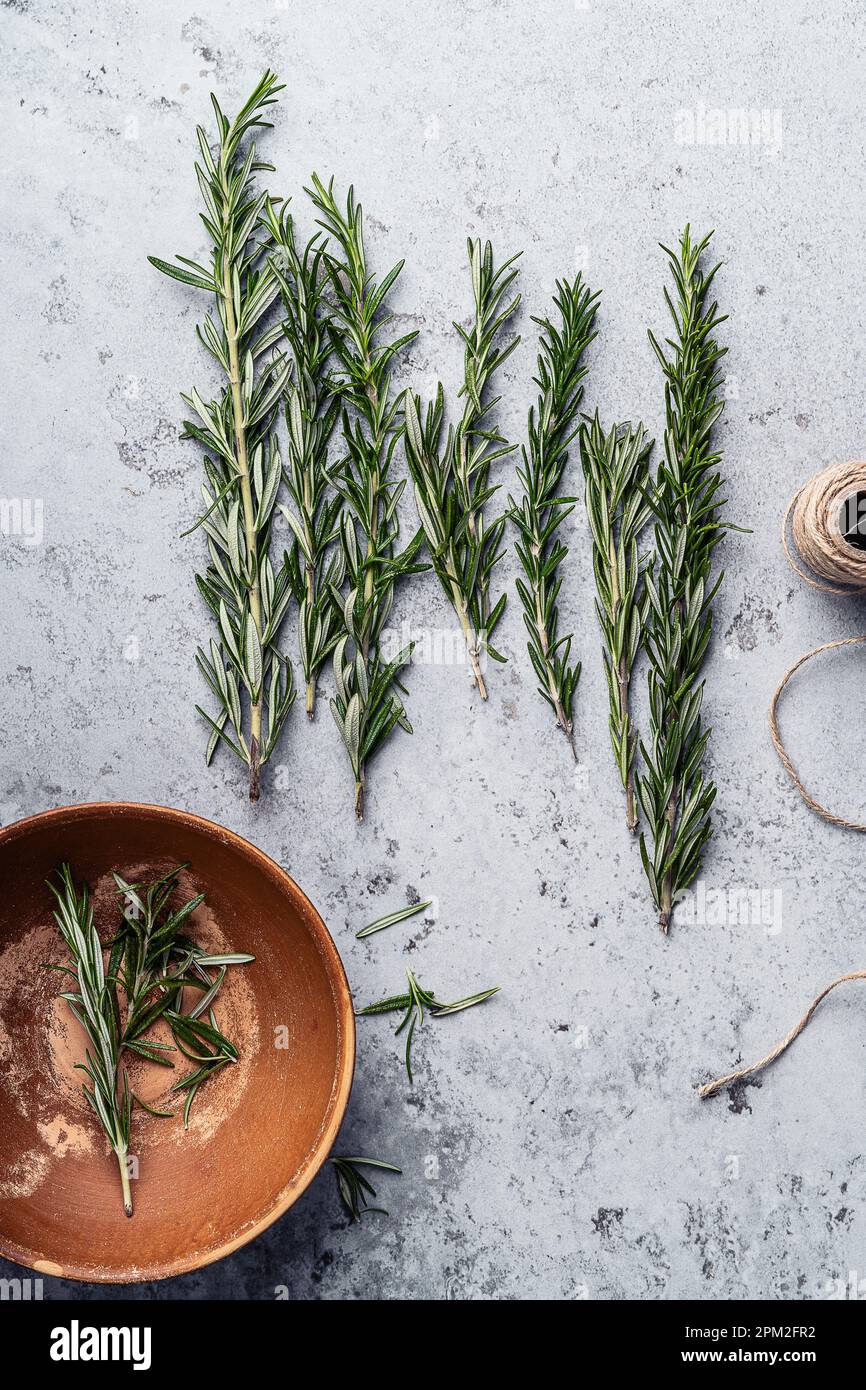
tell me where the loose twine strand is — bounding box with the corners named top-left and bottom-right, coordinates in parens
top-left (700, 461), bottom-right (866, 1099)
top-left (769, 635), bottom-right (866, 832)
top-left (698, 972), bottom-right (866, 1098)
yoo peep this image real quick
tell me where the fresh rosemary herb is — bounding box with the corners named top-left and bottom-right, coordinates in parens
top-left (264, 197), bottom-right (344, 721)
top-left (149, 72), bottom-right (295, 801)
top-left (355, 898), bottom-right (432, 939)
top-left (508, 274), bottom-right (599, 749)
top-left (636, 228), bottom-right (729, 932)
top-left (404, 240), bottom-right (521, 699)
top-left (579, 414), bottom-right (653, 828)
top-left (48, 866), bottom-right (134, 1216)
top-left (331, 1155), bottom-right (401, 1222)
top-left (307, 174), bottom-right (427, 818)
top-left (48, 864), bottom-right (253, 1213)
top-left (358, 971), bottom-right (499, 1082)
top-left (112, 866), bottom-right (252, 1127)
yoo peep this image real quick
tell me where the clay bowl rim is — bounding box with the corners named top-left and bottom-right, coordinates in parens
top-left (0, 799), bottom-right (356, 1285)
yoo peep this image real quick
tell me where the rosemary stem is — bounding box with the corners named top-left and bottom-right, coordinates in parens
top-left (624, 741), bottom-right (637, 833)
top-left (659, 879), bottom-right (672, 935)
top-left (607, 531), bottom-right (635, 830)
top-left (117, 1147), bottom-right (133, 1218)
top-left (305, 562), bottom-right (316, 719)
top-left (220, 209), bottom-right (264, 802)
top-left (452, 581), bottom-right (488, 700)
top-left (356, 384), bottom-right (382, 807)
top-left (532, 548), bottom-right (574, 752)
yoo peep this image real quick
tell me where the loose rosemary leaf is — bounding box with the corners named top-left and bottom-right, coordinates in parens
top-left (307, 174), bottom-right (427, 818)
top-left (358, 970), bottom-right (499, 1082)
top-left (404, 239), bottom-right (521, 699)
top-left (508, 274), bottom-right (599, 749)
top-left (356, 898), bottom-right (432, 939)
top-left (149, 72), bottom-right (295, 801)
top-left (579, 414), bottom-right (653, 829)
top-left (264, 197), bottom-right (344, 721)
top-left (331, 1156), bottom-right (401, 1222)
top-left (635, 227), bottom-right (729, 933)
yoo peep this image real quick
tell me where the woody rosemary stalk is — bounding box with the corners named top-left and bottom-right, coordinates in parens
top-left (149, 73), bottom-right (294, 801)
top-left (404, 240), bottom-right (520, 699)
top-left (308, 174), bottom-right (426, 818)
top-left (264, 198), bottom-right (342, 720)
top-left (508, 275), bottom-right (599, 750)
top-left (579, 415), bottom-right (653, 828)
top-left (636, 228), bottom-right (729, 932)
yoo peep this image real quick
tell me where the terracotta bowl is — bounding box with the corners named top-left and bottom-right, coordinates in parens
top-left (0, 802), bottom-right (355, 1282)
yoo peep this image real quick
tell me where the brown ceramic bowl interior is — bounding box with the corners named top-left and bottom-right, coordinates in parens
top-left (0, 802), bottom-right (354, 1283)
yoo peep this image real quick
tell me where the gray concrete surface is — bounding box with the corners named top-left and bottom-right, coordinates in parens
top-left (2, 0), bottom-right (866, 1301)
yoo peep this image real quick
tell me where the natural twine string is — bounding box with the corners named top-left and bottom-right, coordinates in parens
top-left (769, 635), bottom-right (866, 832)
top-left (699, 972), bottom-right (866, 1099)
top-left (770, 460), bottom-right (866, 830)
top-left (699, 462), bottom-right (866, 1099)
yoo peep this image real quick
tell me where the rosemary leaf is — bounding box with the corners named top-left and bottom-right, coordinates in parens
top-left (358, 970), bottom-right (499, 1082)
top-left (331, 1156), bottom-right (401, 1222)
top-left (356, 898), bottom-right (432, 939)
top-left (404, 239), bottom-right (521, 699)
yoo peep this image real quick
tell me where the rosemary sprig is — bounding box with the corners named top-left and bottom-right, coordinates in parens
top-left (404, 240), bottom-right (521, 699)
top-left (112, 867), bottom-right (253, 1125)
top-left (149, 72), bottom-right (295, 801)
top-left (579, 414), bottom-right (653, 829)
top-left (307, 174), bottom-right (427, 818)
top-left (264, 198), bottom-right (344, 720)
top-left (358, 970), bottom-right (499, 1082)
top-left (331, 1155), bottom-right (401, 1222)
top-left (48, 866), bottom-right (134, 1216)
top-left (508, 274), bottom-right (599, 749)
top-left (636, 227), bottom-right (729, 932)
top-left (48, 864), bottom-right (253, 1214)
top-left (356, 898), bottom-right (432, 939)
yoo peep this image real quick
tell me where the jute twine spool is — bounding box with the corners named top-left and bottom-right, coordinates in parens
top-left (782, 459), bottom-right (866, 595)
top-left (771, 460), bottom-right (866, 832)
top-left (700, 461), bottom-right (866, 1099)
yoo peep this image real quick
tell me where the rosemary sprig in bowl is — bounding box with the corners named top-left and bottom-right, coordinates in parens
top-left (47, 866), bottom-right (135, 1216)
top-left (404, 239), bottom-right (521, 698)
top-left (47, 863), bottom-right (253, 1215)
top-left (149, 72), bottom-right (295, 801)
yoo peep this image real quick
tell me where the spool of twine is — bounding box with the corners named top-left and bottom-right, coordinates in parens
top-left (699, 463), bottom-right (866, 1100)
top-left (771, 460), bottom-right (866, 832)
top-left (782, 459), bottom-right (866, 594)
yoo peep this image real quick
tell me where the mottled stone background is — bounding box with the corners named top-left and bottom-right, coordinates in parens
top-left (2, 0), bottom-right (866, 1301)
